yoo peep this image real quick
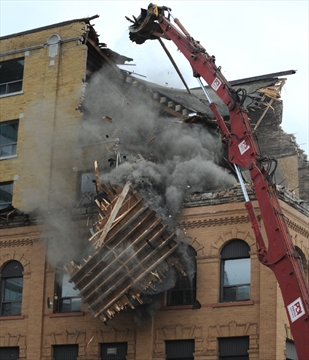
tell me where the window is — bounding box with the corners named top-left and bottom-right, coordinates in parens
top-left (0, 182), bottom-right (13, 210)
top-left (55, 266), bottom-right (81, 313)
top-left (167, 245), bottom-right (197, 306)
top-left (0, 347), bottom-right (19, 359)
top-left (286, 340), bottom-right (298, 360)
top-left (220, 240), bottom-right (250, 302)
top-left (218, 337), bottom-right (249, 360)
top-left (165, 340), bottom-right (194, 360)
top-left (101, 342), bottom-right (127, 360)
top-left (0, 58), bottom-right (24, 96)
top-left (0, 120), bottom-right (19, 159)
top-left (0, 261), bottom-right (23, 316)
top-left (53, 345), bottom-right (78, 360)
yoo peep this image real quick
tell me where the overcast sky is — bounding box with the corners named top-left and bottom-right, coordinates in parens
top-left (1, 0), bottom-right (308, 155)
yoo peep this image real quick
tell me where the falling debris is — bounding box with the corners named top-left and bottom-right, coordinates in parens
top-left (103, 115), bottom-right (113, 123)
top-left (65, 163), bottom-right (186, 323)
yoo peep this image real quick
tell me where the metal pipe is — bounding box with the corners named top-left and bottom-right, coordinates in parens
top-left (167, 9), bottom-right (191, 37)
top-left (158, 38), bottom-right (191, 94)
top-left (197, 77), bottom-right (213, 103)
top-left (234, 164), bottom-right (250, 202)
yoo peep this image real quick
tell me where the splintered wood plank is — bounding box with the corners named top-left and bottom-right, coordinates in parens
top-left (89, 198), bottom-right (144, 245)
top-left (95, 182), bottom-right (131, 248)
top-left (88, 232), bottom-right (177, 310)
top-left (92, 238), bottom-right (180, 318)
top-left (94, 161), bottom-right (100, 194)
top-left (100, 183), bottom-right (116, 202)
top-left (81, 217), bottom-right (164, 300)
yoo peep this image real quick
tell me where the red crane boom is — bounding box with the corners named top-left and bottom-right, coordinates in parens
top-left (129, 4), bottom-right (309, 358)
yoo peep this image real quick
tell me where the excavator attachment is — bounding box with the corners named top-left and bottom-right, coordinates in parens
top-left (127, 4), bottom-right (169, 44)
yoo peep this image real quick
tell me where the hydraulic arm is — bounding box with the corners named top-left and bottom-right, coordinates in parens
top-left (128, 4), bottom-right (309, 358)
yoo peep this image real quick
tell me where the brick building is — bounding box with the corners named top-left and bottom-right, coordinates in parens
top-left (0, 17), bottom-right (308, 360)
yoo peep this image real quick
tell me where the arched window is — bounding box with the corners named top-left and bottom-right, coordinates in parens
top-left (220, 240), bottom-right (250, 302)
top-left (0, 260), bottom-right (24, 316)
top-left (167, 245), bottom-right (197, 306)
top-left (55, 264), bottom-right (81, 313)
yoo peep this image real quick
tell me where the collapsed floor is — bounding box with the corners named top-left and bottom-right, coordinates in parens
top-left (65, 163), bottom-right (186, 323)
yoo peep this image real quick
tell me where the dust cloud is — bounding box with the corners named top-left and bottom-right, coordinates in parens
top-left (81, 67), bottom-right (235, 227)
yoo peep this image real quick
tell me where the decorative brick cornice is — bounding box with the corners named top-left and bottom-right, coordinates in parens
top-left (0, 238), bottom-right (34, 248)
top-left (286, 218), bottom-right (309, 238)
top-left (179, 215), bottom-right (251, 229)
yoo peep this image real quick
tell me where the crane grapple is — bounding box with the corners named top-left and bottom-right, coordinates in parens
top-left (127, 5), bottom-right (165, 44)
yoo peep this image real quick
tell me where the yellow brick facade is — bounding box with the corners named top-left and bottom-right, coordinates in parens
top-left (1, 20), bottom-right (308, 360)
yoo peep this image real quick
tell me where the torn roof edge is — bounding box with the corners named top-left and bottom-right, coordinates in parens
top-left (0, 15), bottom-right (100, 40)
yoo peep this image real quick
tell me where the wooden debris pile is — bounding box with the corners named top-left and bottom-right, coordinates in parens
top-left (65, 162), bottom-right (186, 323)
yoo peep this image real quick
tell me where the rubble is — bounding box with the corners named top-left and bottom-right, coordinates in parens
top-left (65, 163), bottom-right (186, 323)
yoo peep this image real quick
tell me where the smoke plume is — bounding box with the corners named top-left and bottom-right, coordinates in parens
top-left (81, 67), bottom-right (235, 226)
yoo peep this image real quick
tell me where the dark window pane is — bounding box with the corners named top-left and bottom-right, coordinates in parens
top-left (0, 347), bottom-right (19, 359)
top-left (221, 240), bottom-right (251, 303)
top-left (0, 182), bottom-right (13, 209)
top-left (3, 278), bottom-right (23, 301)
top-left (0, 84), bottom-right (6, 95)
top-left (0, 59), bottom-right (24, 83)
top-left (56, 270), bottom-right (81, 313)
top-left (286, 340), bottom-right (298, 360)
top-left (237, 285), bottom-right (250, 301)
top-left (223, 286), bottom-right (236, 302)
top-left (219, 337), bottom-right (249, 359)
top-left (53, 344), bottom-right (78, 360)
top-left (166, 340), bottom-right (194, 359)
top-left (1, 261), bottom-right (23, 316)
top-left (166, 245), bottom-right (196, 306)
top-left (7, 81), bottom-right (22, 93)
top-left (0, 120), bottom-right (19, 158)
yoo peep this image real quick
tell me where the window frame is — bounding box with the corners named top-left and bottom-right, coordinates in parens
top-left (220, 240), bottom-right (251, 303)
top-left (0, 120), bottom-right (19, 160)
top-left (0, 260), bottom-right (24, 316)
top-left (286, 339), bottom-right (298, 360)
top-left (0, 58), bottom-right (24, 97)
top-left (0, 181), bottom-right (14, 210)
top-left (54, 266), bottom-right (81, 313)
top-left (166, 246), bottom-right (197, 307)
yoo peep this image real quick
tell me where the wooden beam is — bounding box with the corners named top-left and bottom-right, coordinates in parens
top-left (94, 181), bottom-right (131, 248)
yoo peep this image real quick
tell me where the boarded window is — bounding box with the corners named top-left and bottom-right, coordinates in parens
top-left (101, 342), bottom-right (127, 360)
top-left (53, 344), bottom-right (78, 360)
top-left (218, 337), bottom-right (249, 359)
top-left (166, 340), bottom-right (194, 360)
